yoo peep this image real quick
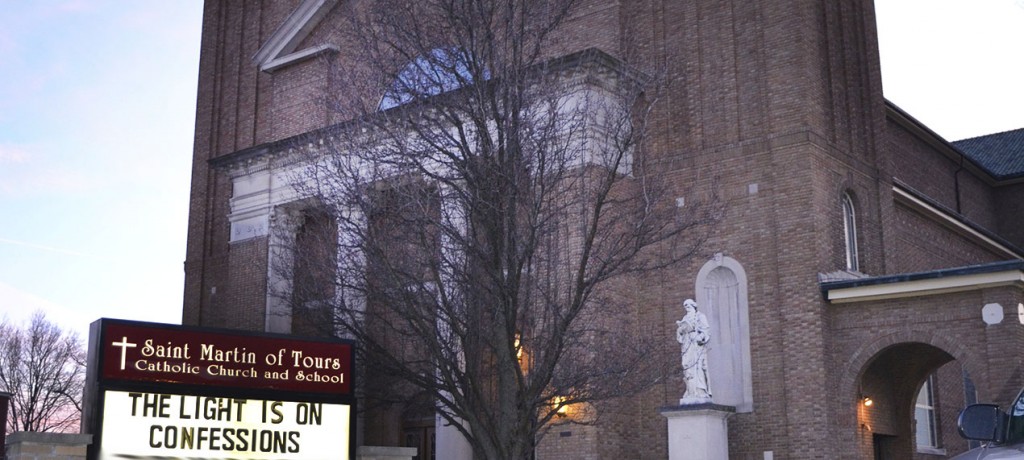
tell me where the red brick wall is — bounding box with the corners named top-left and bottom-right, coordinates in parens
top-left (926, 360), bottom-right (970, 458)
top-left (182, 1), bottom-right (1023, 459)
top-left (830, 286), bottom-right (1024, 459)
top-left (996, 183), bottom-right (1024, 249)
top-left (891, 203), bottom-right (1005, 273)
top-left (885, 117), bottom-right (1004, 236)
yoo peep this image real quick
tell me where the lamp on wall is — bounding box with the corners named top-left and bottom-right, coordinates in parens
top-left (553, 396), bottom-right (569, 417)
top-left (862, 396), bottom-right (873, 407)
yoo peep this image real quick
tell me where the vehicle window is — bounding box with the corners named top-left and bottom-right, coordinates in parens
top-left (1005, 390), bottom-right (1024, 443)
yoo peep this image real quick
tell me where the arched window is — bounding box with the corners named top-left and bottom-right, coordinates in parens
top-left (914, 374), bottom-right (940, 451)
top-left (842, 193), bottom-right (859, 272)
top-left (379, 47), bottom-right (480, 110)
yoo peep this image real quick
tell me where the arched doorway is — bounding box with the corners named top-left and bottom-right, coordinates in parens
top-left (854, 342), bottom-right (976, 459)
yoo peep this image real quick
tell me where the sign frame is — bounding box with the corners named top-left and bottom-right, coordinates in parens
top-left (84, 318), bottom-right (356, 460)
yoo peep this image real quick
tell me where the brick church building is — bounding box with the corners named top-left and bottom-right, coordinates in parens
top-left (181, 1), bottom-right (1024, 458)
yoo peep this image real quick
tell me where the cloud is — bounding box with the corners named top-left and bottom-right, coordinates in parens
top-left (0, 237), bottom-right (98, 258)
top-left (0, 144), bottom-right (30, 163)
top-left (53, 0), bottom-right (93, 14)
top-left (0, 142), bottom-right (100, 197)
top-left (0, 164), bottom-right (95, 197)
top-left (0, 281), bottom-right (92, 340)
top-left (0, 28), bottom-right (13, 57)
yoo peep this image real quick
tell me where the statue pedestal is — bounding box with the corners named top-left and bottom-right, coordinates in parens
top-left (660, 403), bottom-right (735, 460)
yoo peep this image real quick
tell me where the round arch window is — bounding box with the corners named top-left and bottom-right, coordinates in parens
top-left (379, 47), bottom-right (481, 110)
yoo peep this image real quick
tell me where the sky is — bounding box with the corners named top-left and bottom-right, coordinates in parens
top-left (877, 0), bottom-right (1024, 140)
top-left (1, 1), bottom-right (1023, 342)
top-left (0, 1), bottom-right (203, 339)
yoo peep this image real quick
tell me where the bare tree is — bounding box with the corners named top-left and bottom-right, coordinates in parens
top-left (274, 0), bottom-right (718, 458)
top-left (0, 312), bottom-right (85, 434)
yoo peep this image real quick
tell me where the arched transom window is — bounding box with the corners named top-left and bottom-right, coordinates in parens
top-left (379, 47), bottom-right (479, 110)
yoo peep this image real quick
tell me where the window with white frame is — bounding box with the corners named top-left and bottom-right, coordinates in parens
top-left (915, 374), bottom-right (940, 450)
top-left (841, 193), bottom-right (859, 272)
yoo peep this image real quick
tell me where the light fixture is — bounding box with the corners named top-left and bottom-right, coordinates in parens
top-left (553, 396), bottom-right (569, 417)
top-left (862, 396), bottom-right (873, 407)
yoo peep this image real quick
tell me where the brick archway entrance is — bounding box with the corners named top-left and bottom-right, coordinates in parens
top-left (845, 339), bottom-right (981, 459)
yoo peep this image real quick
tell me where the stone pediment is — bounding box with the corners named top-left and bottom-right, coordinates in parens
top-left (252, 0), bottom-right (340, 73)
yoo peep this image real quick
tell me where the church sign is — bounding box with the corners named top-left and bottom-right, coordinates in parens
top-left (84, 319), bottom-right (355, 460)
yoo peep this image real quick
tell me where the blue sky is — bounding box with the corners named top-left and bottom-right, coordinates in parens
top-left (0, 1), bottom-right (202, 337)
top-left (0, 0), bottom-right (1022, 340)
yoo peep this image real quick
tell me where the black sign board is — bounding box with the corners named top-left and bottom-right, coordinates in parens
top-left (84, 319), bottom-right (356, 460)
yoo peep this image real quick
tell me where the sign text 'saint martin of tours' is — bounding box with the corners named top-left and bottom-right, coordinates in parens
top-left (90, 320), bottom-right (354, 460)
top-left (100, 322), bottom-right (352, 393)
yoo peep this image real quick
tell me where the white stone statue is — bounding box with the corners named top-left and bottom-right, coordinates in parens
top-left (676, 298), bottom-right (712, 404)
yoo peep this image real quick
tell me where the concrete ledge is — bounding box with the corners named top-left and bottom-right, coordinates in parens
top-left (357, 445), bottom-right (418, 460)
top-left (5, 432), bottom-right (92, 460)
top-left (659, 403), bottom-right (736, 414)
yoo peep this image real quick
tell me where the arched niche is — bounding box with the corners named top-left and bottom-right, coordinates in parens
top-left (694, 253), bottom-right (753, 412)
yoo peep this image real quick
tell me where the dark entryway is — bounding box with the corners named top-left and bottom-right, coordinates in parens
top-left (873, 433), bottom-right (897, 460)
top-left (404, 424), bottom-right (436, 460)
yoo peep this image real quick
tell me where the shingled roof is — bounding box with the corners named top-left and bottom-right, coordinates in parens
top-left (952, 128), bottom-right (1024, 180)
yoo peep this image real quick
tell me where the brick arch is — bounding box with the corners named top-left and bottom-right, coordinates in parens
top-left (835, 329), bottom-right (988, 458)
top-left (840, 329), bottom-right (985, 408)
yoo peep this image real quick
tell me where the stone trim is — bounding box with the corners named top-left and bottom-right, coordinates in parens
top-left (252, 0), bottom-right (340, 73)
top-left (694, 254), bottom-right (754, 412)
top-left (356, 445), bottom-right (418, 460)
top-left (5, 432), bottom-right (92, 460)
top-left (658, 403), bottom-right (736, 414)
top-left (822, 260), bottom-right (1024, 304)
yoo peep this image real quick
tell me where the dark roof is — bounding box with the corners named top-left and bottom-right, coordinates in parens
top-left (953, 128), bottom-right (1024, 180)
top-left (820, 259), bottom-right (1024, 292)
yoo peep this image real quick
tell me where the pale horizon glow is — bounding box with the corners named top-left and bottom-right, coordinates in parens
top-left (0, 1), bottom-right (1021, 342)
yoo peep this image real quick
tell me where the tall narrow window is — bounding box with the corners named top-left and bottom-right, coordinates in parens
top-left (842, 193), bottom-right (859, 272)
top-left (915, 374), bottom-right (939, 450)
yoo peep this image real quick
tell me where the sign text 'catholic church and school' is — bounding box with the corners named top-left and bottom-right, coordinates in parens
top-left (87, 319), bottom-right (355, 460)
